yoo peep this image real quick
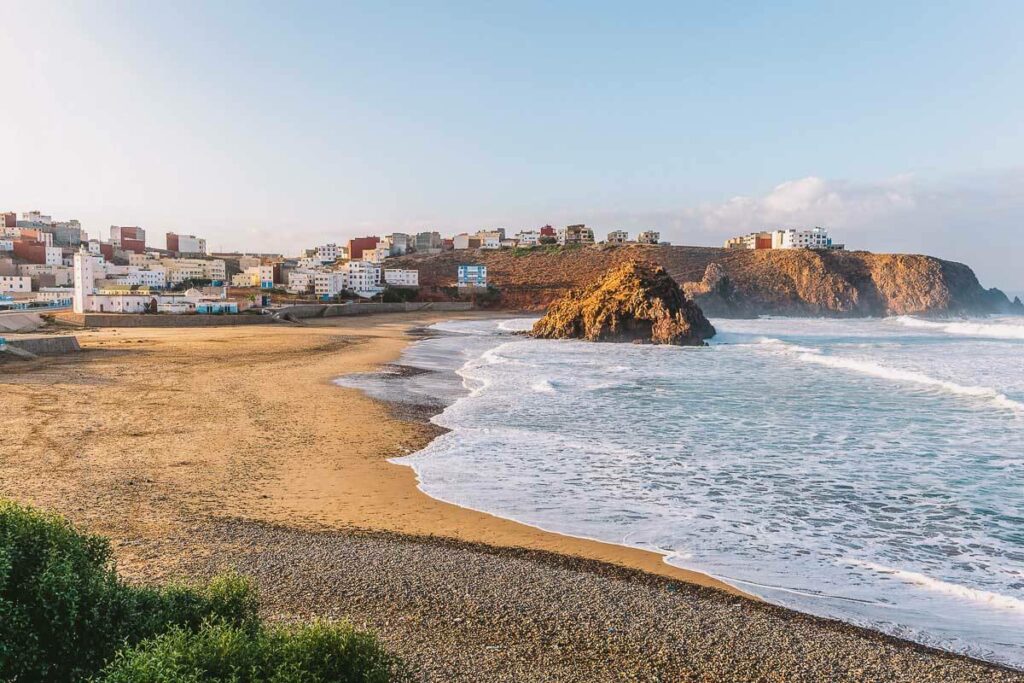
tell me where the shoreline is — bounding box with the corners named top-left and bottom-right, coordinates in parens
top-left (1, 313), bottom-right (1019, 679)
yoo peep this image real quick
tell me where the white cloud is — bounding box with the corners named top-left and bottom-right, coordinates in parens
top-left (582, 170), bottom-right (1024, 290)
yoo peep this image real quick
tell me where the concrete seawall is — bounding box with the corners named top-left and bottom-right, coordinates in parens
top-left (53, 312), bottom-right (273, 328)
top-left (1, 335), bottom-right (81, 356)
top-left (275, 301), bottom-right (474, 320)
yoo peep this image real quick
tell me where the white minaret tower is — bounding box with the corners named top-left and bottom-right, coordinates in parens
top-left (72, 248), bottom-right (96, 313)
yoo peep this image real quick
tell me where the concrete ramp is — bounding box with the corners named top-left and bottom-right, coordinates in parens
top-left (0, 344), bottom-right (37, 360)
top-left (0, 312), bottom-right (44, 333)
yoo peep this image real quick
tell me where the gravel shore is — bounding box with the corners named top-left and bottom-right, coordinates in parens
top-left (170, 516), bottom-right (1022, 683)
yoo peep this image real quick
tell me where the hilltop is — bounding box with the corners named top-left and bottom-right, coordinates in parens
top-left (390, 245), bottom-right (1022, 317)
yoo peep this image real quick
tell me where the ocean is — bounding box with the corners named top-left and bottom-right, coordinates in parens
top-left (340, 315), bottom-right (1024, 668)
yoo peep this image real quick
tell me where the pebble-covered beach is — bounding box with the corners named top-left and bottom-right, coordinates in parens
top-left (179, 517), bottom-right (1022, 682)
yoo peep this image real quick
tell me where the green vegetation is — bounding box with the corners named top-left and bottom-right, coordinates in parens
top-left (98, 621), bottom-right (396, 683)
top-left (0, 500), bottom-right (401, 683)
top-left (380, 286), bottom-right (419, 303)
top-left (170, 278), bottom-right (213, 292)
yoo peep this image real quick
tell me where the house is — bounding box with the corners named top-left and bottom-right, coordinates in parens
top-left (637, 230), bottom-right (660, 245)
top-left (515, 230), bottom-right (541, 247)
top-left (287, 271), bottom-right (315, 294)
top-left (384, 269), bottom-right (419, 287)
top-left (0, 276), bottom-right (31, 293)
top-left (558, 224), bottom-right (594, 246)
top-left (453, 233), bottom-right (481, 250)
top-left (457, 264), bottom-right (487, 288)
top-left (606, 230), bottom-right (629, 244)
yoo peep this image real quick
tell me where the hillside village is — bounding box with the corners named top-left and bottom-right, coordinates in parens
top-left (0, 209), bottom-right (845, 316)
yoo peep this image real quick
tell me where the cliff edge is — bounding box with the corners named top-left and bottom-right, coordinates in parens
top-left (391, 245), bottom-right (1021, 318)
top-left (530, 260), bottom-right (715, 345)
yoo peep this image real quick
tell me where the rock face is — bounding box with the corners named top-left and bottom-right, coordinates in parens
top-left (390, 245), bottom-right (1020, 317)
top-left (530, 260), bottom-right (715, 345)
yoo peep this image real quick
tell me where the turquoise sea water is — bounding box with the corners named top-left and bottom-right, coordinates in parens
top-left (343, 315), bottom-right (1024, 668)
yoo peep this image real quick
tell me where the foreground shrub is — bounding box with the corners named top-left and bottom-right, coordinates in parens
top-left (97, 621), bottom-right (401, 683)
top-left (0, 500), bottom-right (255, 682)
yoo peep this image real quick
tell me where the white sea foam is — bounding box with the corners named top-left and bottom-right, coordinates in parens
top-left (756, 337), bottom-right (1024, 413)
top-left (367, 316), bottom-right (1024, 669)
top-left (845, 560), bottom-right (1024, 612)
top-left (895, 316), bottom-right (1024, 340)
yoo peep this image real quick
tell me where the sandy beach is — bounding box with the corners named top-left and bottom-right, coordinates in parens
top-left (2, 313), bottom-right (1020, 681)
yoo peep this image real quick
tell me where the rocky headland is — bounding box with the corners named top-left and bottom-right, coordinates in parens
top-left (390, 245), bottom-right (1023, 318)
top-left (530, 260), bottom-right (715, 345)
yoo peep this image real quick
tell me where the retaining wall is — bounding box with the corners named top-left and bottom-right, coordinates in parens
top-left (3, 335), bottom-right (81, 355)
top-left (53, 312), bottom-right (272, 328)
top-left (277, 301), bottom-right (473, 319)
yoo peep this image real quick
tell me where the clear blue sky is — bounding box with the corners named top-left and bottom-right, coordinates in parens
top-left (2, 1), bottom-right (1022, 289)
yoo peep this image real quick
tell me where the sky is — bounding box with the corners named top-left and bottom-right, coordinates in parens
top-left (1, 1), bottom-right (1021, 290)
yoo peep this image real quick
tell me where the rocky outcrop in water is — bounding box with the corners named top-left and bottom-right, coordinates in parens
top-left (530, 260), bottom-right (715, 345)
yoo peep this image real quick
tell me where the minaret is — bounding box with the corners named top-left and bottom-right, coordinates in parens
top-left (73, 248), bottom-right (96, 313)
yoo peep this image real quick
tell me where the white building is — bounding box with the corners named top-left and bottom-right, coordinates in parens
top-left (316, 243), bottom-right (341, 263)
top-left (22, 211), bottom-right (53, 225)
top-left (162, 258), bottom-right (227, 284)
top-left (0, 239), bottom-right (12, 252)
top-left (606, 230), bottom-right (629, 244)
top-left (383, 269), bottom-right (419, 287)
top-left (0, 276), bottom-right (31, 293)
top-left (362, 246), bottom-right (390, 264)
top-left (287, 270), bottom-right (315, 294)
top-left (45, 246), bottom-right (62, 266)
top-left (17, 264), bottom-right (73, 287)
top-left (314, 271), bottom-right (346, 298)
top-left (452, 233), bottom-right (476, 250)
top-left (340, 260), bottom-right (382, 296)
top-left (771, 227), bottom-right (833, 250)
top-left (515, 230), bottom-right (541, 247)
top-left (457, 264), bottom-right (487, 288)
top-left (637, 230), bottom-right (660, 245)
top-left (478, 231), bottom-right (503, 250)
top-left (73, 250), bottom-right (236, 314)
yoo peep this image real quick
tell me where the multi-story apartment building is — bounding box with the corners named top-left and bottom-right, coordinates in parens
top-left (287, 271), bottom-right (315, 294)
top-left (457, 264), bottom-right (487, 288)
top-left (166, 233), bottom-right (207, 256)
top-left (347, 236), bottom-right (380, 260)
top-left (109, 226), bottom-right (146, 253)
top-left (383, 269), bottom-right (419, 287)
top-left (558, 224), bottom-right (594, 246)
top-left (606, 230), bottom-right (629, 244)
top-left (340, 260), bottom-right (382, 295)
top-left (0, 276), bottom-right (31, 293)
top-left (771, 227), bottom-right (833, 250)
top-left (725, 227), bottom-right (837, 250)
top-left (414, 231), bottom-right (442, 253)
top-left (514, 230), bottom-right (541, 247)
top-left (362, 246), bottom-right (390, 264)
top-left (315, 243), bottom-right (341, 263)
top-left (314, 271), bottom-right (346, 298)
top-left (637, 230), bottom-right (660, 245)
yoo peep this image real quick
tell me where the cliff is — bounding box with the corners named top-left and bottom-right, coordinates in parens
top-left (530, 260), bottom-right (715, 345)
top-left (391, 245), bottom-right (1021, 318)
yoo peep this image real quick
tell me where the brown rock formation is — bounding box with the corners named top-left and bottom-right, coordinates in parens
top-left (390, 245), bottom-right (1019, 317)
top-left (530, 260), bottom-right (715, 345)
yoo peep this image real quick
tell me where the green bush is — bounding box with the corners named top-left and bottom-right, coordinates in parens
top-left (97, 621), bottom-right (401, 683)
top-left (0, 500), bottom-right (401, 682)
top-left (0, 501), bottom-right (253, 682)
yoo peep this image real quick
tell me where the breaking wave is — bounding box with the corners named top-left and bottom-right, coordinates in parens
top-left (895, 316), bottom-right (1024, 340)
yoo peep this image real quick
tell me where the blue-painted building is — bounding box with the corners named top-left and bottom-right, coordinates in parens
top-left (457, 264), bottom-right (487, 288)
